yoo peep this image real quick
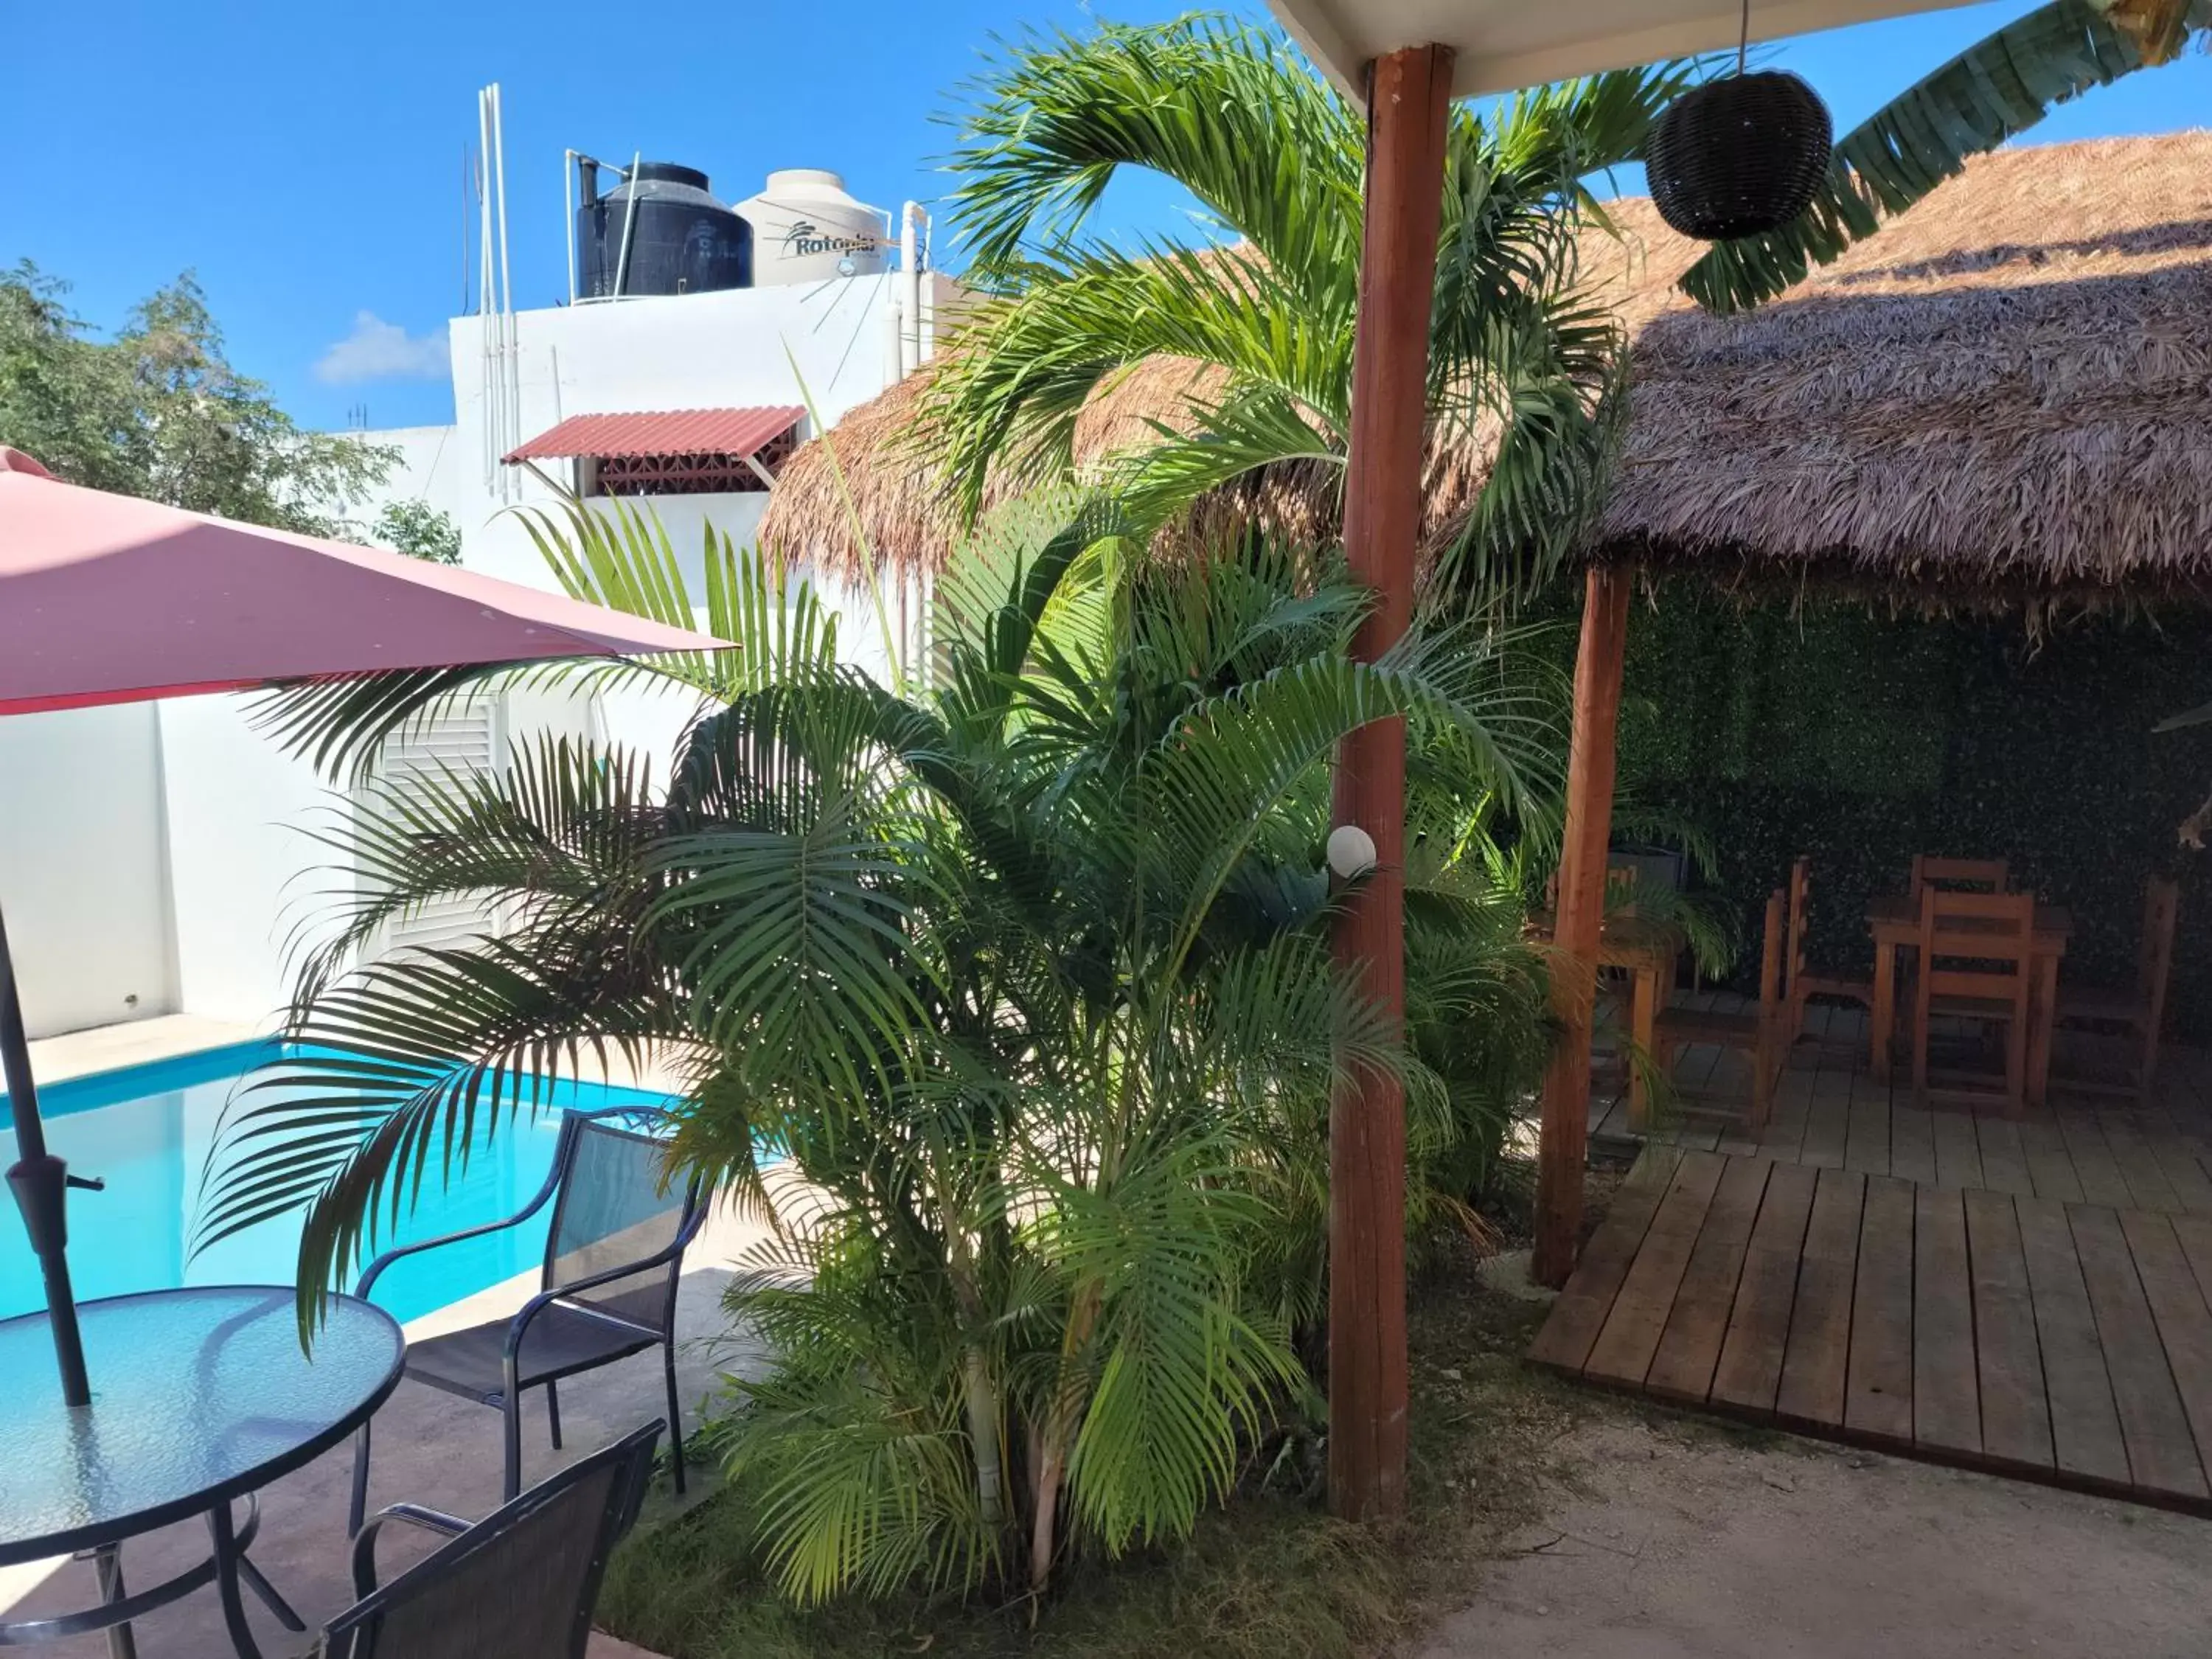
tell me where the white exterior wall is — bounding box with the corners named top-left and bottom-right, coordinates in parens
top-left (0, 705), bottom-right (178, 1039)
top-left (156, 695), bottom-right (336, 1031)
top-left (348, 274), bottom-right (941, 787)
top-left (0, 273), bottom-right (942, 1049)
top-left (351, 424), bottom-right (470, 536)
top-left (438, 274), bottom-right (906, 588)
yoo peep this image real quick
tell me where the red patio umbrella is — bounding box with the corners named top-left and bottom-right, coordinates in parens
top-left (0, 446), bottom-right (733, 1408)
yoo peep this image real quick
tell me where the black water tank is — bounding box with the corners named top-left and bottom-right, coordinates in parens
top-left (577, 162), bottom-right (751, 299)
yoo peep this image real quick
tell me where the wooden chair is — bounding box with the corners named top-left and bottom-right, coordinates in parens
top-left (2055, 875), bottom-right (2180, 1101)
top-left (1786, 857), bottom-right (1873, 1046)
top-left (1542, 864), bottom-right (1641, 911)
top-left (1654, 888), bottom-right (1787, 1130)
top-left (1912, 886), bottom-right (2036, 1112)
top-left (1910, 855), bottom-right (2010, 896)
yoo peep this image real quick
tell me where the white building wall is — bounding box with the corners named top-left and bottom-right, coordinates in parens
top-left (0, 276), bottom-right (940, 1051)
top-left (0, 705), bottom-right (178, 1039)
top-left (439, 275), bottom-right (905, 585)
top-left (351, 424), bottom-right (470, 535)
top-left (157, 695), bottom-right (338, 1029)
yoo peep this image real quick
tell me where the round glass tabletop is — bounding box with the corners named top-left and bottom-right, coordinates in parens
top-left (0, 1286), bottom-right (403, 1565)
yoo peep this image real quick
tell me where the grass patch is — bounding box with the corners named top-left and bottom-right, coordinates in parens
top-left (598, 1248), bottom-right (1589, 1659)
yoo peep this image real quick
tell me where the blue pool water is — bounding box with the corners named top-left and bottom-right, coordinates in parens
top-left (0, 1042), bottom-right (676, 1324)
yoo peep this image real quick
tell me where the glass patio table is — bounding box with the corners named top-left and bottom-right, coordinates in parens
top-left (0, 1286), bottom-right (403, 1658)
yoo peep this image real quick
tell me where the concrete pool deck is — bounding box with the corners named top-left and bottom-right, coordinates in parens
top-left (23, 1014), bottom-right (262, 1087)
top-left (4, 1018), bottom-right (769, 1656)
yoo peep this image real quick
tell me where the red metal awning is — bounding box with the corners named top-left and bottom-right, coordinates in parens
top-left (503, 406), bottom-right (804, 464)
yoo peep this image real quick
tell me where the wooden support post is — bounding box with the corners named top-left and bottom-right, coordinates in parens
top-left (1532, 566), bottom-right (1633, 1289)
top-left (1329, 40), bottom-right (1452, 1524)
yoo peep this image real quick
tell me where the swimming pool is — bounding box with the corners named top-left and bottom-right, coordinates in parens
top-left (0, 1042), bottom-right (677, 1325)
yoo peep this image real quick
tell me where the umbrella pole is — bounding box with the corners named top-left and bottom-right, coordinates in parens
top-left (0, 900), bottom-right (91, 1407)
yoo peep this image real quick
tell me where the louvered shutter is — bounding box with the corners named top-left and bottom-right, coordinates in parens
top-left (358, 698), bottom-right (507, 961)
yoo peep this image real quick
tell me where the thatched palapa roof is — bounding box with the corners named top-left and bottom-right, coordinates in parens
top-left (759, 133), bottom-right (2212, 601)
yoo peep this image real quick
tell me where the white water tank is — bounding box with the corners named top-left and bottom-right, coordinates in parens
top-left (737, 170), bottom-right (889, 285)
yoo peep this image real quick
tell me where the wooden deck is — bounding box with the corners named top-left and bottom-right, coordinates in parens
top-left (1538, 1014), bottom-right (2212, 1511)
top-left (1588, 1003), bottom-right (2212, 1217)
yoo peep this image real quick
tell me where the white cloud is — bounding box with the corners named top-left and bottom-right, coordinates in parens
top-left (314, 311), bottom-right (447, 384)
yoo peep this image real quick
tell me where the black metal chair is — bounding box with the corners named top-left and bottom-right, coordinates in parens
top-left (348, 1107), bottom-right (707, 1534)
top-left (320, 1420), bottom-right (659, 1658)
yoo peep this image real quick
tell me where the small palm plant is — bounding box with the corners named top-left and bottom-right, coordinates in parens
top-left (929, 17), bottom-right (1703, 599)
top-left (199, 498), bottom-right (1562, 1601)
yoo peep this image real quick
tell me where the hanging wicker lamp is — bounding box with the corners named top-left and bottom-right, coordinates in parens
top-left (1645, 66), bottom-right (1832, 242)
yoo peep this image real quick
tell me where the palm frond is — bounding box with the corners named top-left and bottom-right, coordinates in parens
top-left (195, 943), bottom-right (684, 1334)
top-left (1680, 0), bottom-right (2212, 313)
top-left (945, 15), bottom-right (1363, 295)
top-left (927, 247), bottom-right (1351, 520)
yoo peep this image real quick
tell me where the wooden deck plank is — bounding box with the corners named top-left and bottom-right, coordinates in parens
top-left (1887, 1099), bottom-right (1938, 1187)
top-left (1714, 1064), bottom-right (1767, 1157)
top-left (2118, 1208), bottom-right (2212, 1482)
top-left (2055, 1110), bottom-right (2136, 1210)
top-left (1844, 1070), bottom-right (1891, 1176)
top-left (1586, 1083), bottom-right (1626, 1145)
top-left (2070, 1204), bottom-right (2209, 1500)
top-left (1930, 1109), bottom-right (1984, 1192)
top-left (1912, 1184), bottom-right (1981, 1458)
top-left (2016, 1110), bottom-right (2086, 1205)
top-left (1527, 1147), bottom-right (1685, 1374)
top-left (1799, 1068), bottom-right (1852, 1171)
top-left (1585, 1152), bottom-right (1728, 1388)
top-left (1664, 1029), bottom-right (1728, 1153)
top-left (2101, 1116), bottom-right (2185, 1216)
top-left (1972, 1116), bottom-right (2036, 1198)
top-left (1962, 1189), bottom-right (2054, 1471)
top-left (1777, 1167), bottom-right (1867, 1430)
top-left (2170, 1212), bottom-right (2212, 1308)
top-left (1646, 1156), bottom-right (1771, 1405)
top-left (1758, 1065), bottom-right (1813, 1164)
top-left (1534, 1061), bottom-right (2212, 1516)
top-left (1710, 1162), bottom-right (1820, 1414)
top-left (2016, 1197), bottom-right (2132, 1491)
top-left (1845, 1174), bottom-right (1917, 1447)
top-left (2147, 1122), bottom-right (2212, 1219)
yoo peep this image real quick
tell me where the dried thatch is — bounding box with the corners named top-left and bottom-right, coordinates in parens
top-left (759, 132), bottom-right (2212, 602)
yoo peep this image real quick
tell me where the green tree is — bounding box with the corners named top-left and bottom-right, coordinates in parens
top-left (198, 498), bottom-right (1560, 1601)
top-left (1680, 0), bottom-right (2212, 312)
top-left (928, 18), bottom-right (1701, 601)
top-left (0, 261), bottom-right (393, 534)
top-left (373, 499), bottom-right (462, 565)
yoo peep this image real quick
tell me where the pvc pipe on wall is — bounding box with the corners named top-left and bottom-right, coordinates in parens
top-left (563, 150), bottom-right (578, 307)
top-left (490, 84), bottom-right (519, 504)
top-left (614, 151), bottom-right (643, 300)
top-left (477, 88), bottom-right (496, 490)
top-left (900, 203), bottom-right (929, 377)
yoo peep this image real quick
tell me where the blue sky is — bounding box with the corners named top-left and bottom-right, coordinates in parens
top-left (4, 1), bottom-right (2205, 432)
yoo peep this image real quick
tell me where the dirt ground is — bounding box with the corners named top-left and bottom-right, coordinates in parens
top-left (1417, 1415), bottom-right (2212, 1659)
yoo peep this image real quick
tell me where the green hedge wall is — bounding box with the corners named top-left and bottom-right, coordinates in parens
top-left (1585, 591), bottom-right (2212, 1040)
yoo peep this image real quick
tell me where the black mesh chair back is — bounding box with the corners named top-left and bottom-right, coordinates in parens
top-left (322, 1421), bottom-right (659, 1659)
top-left (544, 1113), bottom-right (700, 1335)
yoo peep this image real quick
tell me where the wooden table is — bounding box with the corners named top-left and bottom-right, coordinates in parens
top-left (1531, 911), bottom-right (1680, 1126)
top-left (1867, 894), bottom-right (2071, 1105)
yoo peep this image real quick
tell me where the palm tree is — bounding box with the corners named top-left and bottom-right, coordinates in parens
top-left (928, 18), bottom-right (1702, 601)
top-left (200, 499), bottom-right (1561, 1601)
top-left (1680, 0), bottom-right (2212, 312)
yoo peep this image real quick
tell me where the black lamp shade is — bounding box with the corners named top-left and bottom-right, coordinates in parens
top-left (1645, 71), bottom-right (1834, 241)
